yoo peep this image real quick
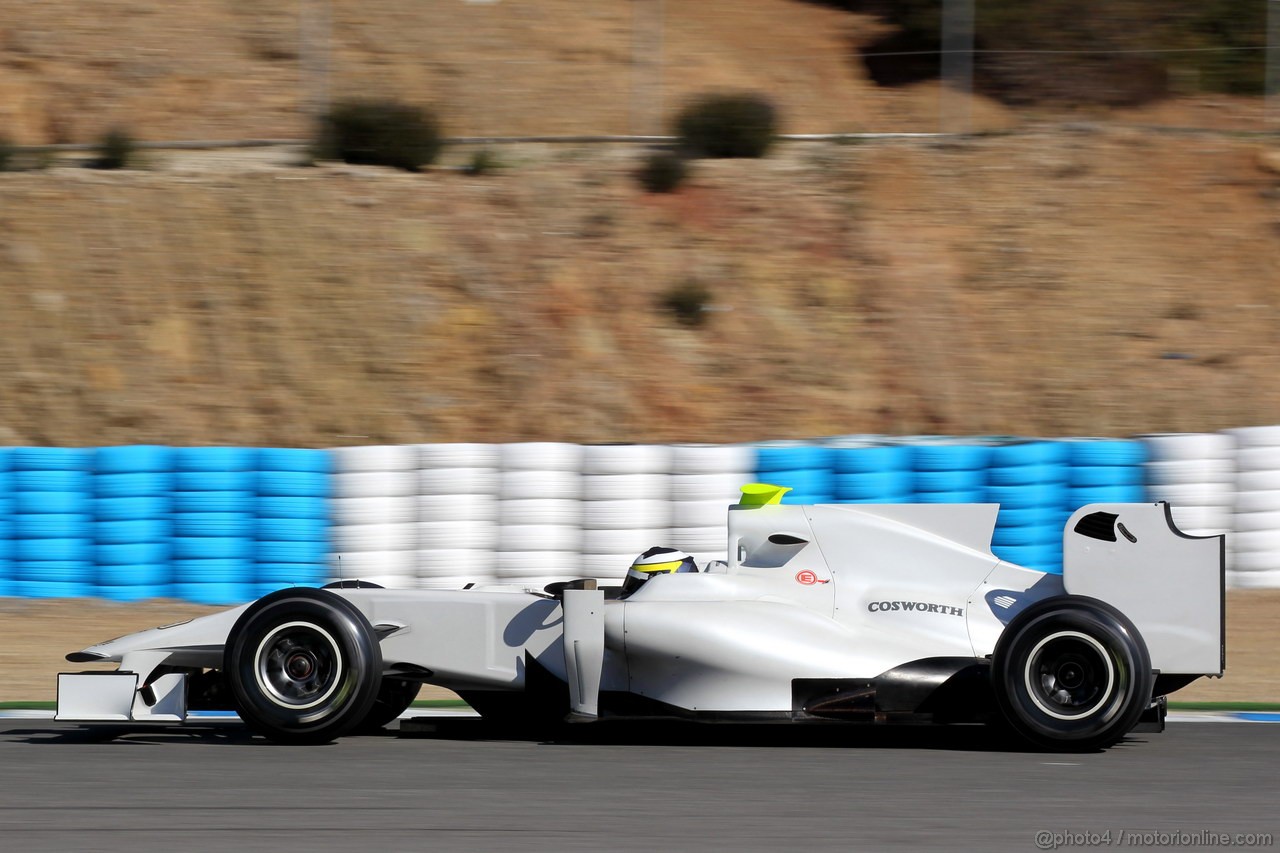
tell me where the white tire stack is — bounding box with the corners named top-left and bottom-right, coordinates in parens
top-left (667, 444), bottom-right (755, 567)
top-left (416, 444), bottom-right (499, 590)
top-left (1227, 426), bottom-right (1280, 589)
top-left (1140, 433), bottom-right (1235, 539)
top-left (497, 443), bottom-right (583, 585)
top-left (329, 446), bottom-right (419, 588)
top-left (579, 445), bottom-right (673, 581)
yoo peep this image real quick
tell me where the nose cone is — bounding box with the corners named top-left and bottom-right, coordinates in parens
top-left (62, 604), bottom-right (251, 665)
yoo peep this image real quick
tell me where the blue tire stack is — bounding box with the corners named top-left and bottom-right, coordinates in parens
top-left (94, 446), bottom-right (174, 602)
top-left (829, 441), bottom-right (913, 503)
top-left (754, 441), bottom-right (834, 504)
top-left (910, 439), bottom-right (990, 504)
top-left (986, 440), bottom-right (1069, 573)
top-left (172, 448), bottom-right (257, 606)
top-left (0, 449), bottom-right (12, 597)
top-left (255, 449), bottom-right (331, 597)
top-left (12, 448), bottom-right (94, 598)
top-left (1065, 439), bottom-right (1148, 516)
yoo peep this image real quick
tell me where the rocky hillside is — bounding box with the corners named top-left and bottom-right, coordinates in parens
top-left (0, 0), bottom-right (939, 143)
top-left (0, 128), bottom-right (1278, 447)
top-left (1, 0), bottom-right (1278, 446)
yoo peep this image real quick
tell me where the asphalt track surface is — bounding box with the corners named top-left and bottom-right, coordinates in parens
top-left (1, 718), bottom-right (1277, 853)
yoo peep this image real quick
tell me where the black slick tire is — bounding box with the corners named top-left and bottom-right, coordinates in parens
top-left (992, 595), bottom-right (1153, 752)
top-left (224, 587), bottom-right (382, 744)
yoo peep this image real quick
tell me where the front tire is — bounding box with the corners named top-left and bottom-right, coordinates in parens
top-left (225, 587), bottom-right (382, 744)
top-left (992, 596), bottom-right (1153, 752)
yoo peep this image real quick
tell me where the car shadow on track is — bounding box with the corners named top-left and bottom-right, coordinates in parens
top-left (5, 722), bottom-right (261, 746)
top-left (3, 719), bottom-right (1151, 754)
top-left (396, 716), bottom-right (1137, 754)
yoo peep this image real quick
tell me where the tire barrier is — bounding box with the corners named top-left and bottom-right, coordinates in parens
top-left (417, 443), bottom-right (500, 590)
top-left (754, 441), bottom-right (834, 504)
top-left (9, 429), bottom-right (1280, 601)
top-left (171, 447), bottom-right (257, 606)
top-left (986, 440), bottom-right (1069, 574)
top-left (581, 444), bottom-right (671, 582)
top-left (828, 438), bottom-right (913, 504)
top-left (497, 443), bottom-right (582, 584)
top-left (668, 443), bottom-right (756, 567)
top-left (94, 446), bottom-right (173, 603)
top-left (12, 447), bottom-right (94, 599)
top-left (1141, 433), bottom-right (1234, 539)
top-left (255, 449), bottom-right (331, 598)
top-left (0, 449), bottom-right (12, 598)
top-left (910, 439), bottom-right (990, 505)
top-left (330, 445), bottom-right (419, 590)
top-left (1064, 439), bottom-right (1148, 507)
top-left (1227, 426), bottom-right (1280, 589)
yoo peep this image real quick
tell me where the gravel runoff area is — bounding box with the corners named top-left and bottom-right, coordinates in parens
top-left (1, 590), bottom-right (1277, 706)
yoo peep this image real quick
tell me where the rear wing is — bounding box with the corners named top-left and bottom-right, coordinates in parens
top-left (1063, 502), bottom-right (1224, 677)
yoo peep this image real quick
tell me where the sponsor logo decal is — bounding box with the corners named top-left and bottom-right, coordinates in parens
top-left (868, 600), bottom-right (964, 617)
top-left (794, 570), bottom-right (829, 585)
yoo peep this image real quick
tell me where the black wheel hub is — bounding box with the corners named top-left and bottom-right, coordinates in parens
top-left (286, 652), bottom-right (316, 680)
top-left (256, 624), bottom-right (341, 708)
top-left (1054, 658), bottom-right (1086, 691)
top-left (1028, 634), bottom-right (1111, 717)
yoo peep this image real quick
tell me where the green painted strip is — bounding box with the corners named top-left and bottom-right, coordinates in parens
top-left (1168, 701), bottom-right (1280, 712)
top-left (410, 699), bottom-right (471, 709)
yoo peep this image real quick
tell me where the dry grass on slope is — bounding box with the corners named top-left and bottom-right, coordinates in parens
top-left (0, 129), bottom-right (1278, 447)
top-left (0, 0), bottom-right (965, 145)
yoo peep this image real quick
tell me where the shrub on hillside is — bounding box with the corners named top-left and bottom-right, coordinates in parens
top-left (840, 0), bottom-right (1266, 104)
top-left (637, 150), bottom-right (688, 193)
top-left (675, 92), bottom-right (778, 159)
top-left (316, 100), bottom-right (442, 172)
top-left (660, 279), bottom-right (712, 327)
top-left (464, 148), bottom-right (501, 176)
top-left (92, 128), bottom-right (136, 170)
top-left (0, 141), bottom-right (53, 172)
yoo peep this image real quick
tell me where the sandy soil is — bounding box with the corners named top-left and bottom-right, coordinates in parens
top-left (2, 591), bottom-right (1275, 705)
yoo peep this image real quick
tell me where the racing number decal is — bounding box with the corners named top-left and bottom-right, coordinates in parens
top-left (795, 570), bottom-right (829, 585)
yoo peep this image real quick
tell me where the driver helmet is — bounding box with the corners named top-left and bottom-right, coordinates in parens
top-left (622, 546), bottom-right (697, 595)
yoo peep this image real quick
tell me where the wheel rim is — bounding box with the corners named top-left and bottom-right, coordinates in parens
top-left (254, 621), bottom-right (344, 711)
top-left (1024, 630), bottom-right (1116, 721)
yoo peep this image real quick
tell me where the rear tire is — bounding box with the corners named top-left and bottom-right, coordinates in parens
top-left (992, 596), bottom-right (1152, 752)
top-left (225, 587), bottom-right (382, 744)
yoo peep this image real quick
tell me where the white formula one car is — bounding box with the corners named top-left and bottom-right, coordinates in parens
top-left (57, 494), bottom-right (1225, 751)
